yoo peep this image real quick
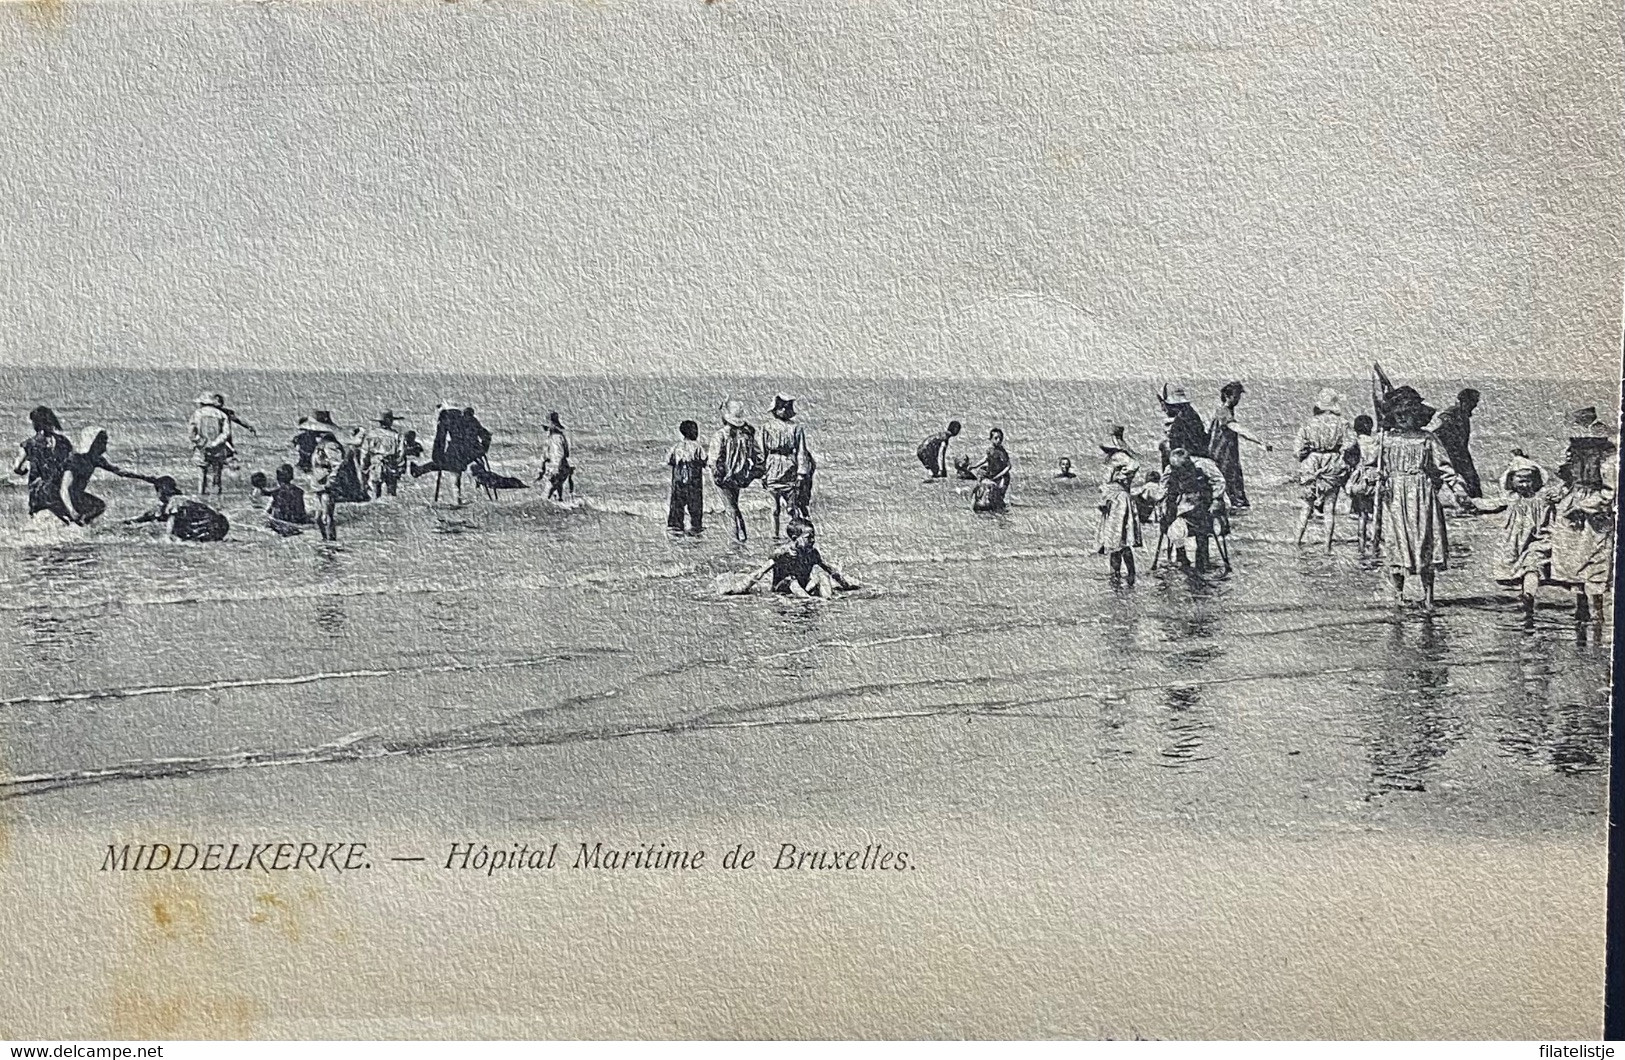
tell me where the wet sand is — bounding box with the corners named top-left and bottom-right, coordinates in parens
top-left (0, 719), bottom-right (1605, 1039)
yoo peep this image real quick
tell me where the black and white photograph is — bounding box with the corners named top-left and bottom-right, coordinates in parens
top-left (0, 0), bottom-right (1619, 1041)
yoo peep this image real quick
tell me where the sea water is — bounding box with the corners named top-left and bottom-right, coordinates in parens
top-left (0, 367), bottom-right (1612, 840)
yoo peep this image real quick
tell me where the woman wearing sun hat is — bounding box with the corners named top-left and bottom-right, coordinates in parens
top-left (709, 398), bottom-right (764, 543)
top-left (758, 393), bottom-right (810, 538)
top-left (1293, 387), bottom-right (1356, 553)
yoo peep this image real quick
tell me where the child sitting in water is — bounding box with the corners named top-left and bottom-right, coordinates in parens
top-left (252, 464), bottom-right (312, 535)
top-left (726, 519), bottom-right (860, 598)
top-left (126, 476), bottom-right (229, 541)
top-left (1346, 414), bottom-right (1380, 551)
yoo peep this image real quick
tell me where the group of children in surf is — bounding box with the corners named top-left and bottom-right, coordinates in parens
top-left (908, 366), bottom-right (1615, 621)
top-left (11, 369), bottom-right (1619, 614)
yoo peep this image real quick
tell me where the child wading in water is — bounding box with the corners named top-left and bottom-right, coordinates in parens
top-left (1094, 439), bottom-right (1141, 583)
top-left (310, 439), bottom-right (344, 541)
top-left (726, 519), bottom-right (859, 598)
top-left (1345, 414), bottom-right (1381, 551)
top-left (665, 419), bottom-right (707, 534)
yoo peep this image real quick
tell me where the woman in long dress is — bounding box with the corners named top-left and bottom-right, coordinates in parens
top-left (1208, 381), bottom-right (1271, 512)
top-left (1376, 387), bottom-right (1465, 609)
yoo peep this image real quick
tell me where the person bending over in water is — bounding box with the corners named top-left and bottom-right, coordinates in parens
top-left (251, 464), bottom-right (312, 535)
top-left (727, 519), bottom-right (860, 598)
top-left (60, 427), bottom-right (147, 525)
top-left (14, 406), bottom-right (75, 523)
top-left (917, 420), bottom-right (962, 479)
top-left (127, 476), bottom-right (229, 541)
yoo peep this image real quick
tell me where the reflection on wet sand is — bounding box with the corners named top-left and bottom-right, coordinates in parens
top-left (15, 545), bottom-right (107, 665)
top-left (1495, 626), bottom-right (1610, 776)
top-left (1364, 618), bottom-right (1467, 794)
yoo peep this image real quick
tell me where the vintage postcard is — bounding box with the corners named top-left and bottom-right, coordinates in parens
top-left (0, 0), bottom-right (1619, 1041)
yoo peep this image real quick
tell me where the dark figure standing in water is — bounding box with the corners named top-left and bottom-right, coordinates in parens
top-left (1207, 381), bottom-right (1271, 511)
top-left (13, 406), bottom-right (75, 522)
top-left (1431, 388), bottom-right (1482, 498)
top-left (60, 427), bottom-right (146, 525)
top-left (128, 476), bottom-right (230, 541)
top-left (666, 419), bottom-right (707, 534)
top-left (411, 403), bottom-right (484, 505)
top-left (971, 428), bottom-right (1012, 513)
top-left (917, 420), bottom-right (962, 479)
top-left (1158, 384), bottom-right (1210, 465)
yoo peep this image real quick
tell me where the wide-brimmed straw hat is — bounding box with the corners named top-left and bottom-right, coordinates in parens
top-left (378, 410), bottom-right (399, 426)
top-left (195, 392), bottom-right (222, 407)
top-left (1314, 387), bottom-right (1342, 414)
top-left (1163, 383), bottom-right (1191, 405)
top-left (721, 398), bottom-right (748, 427)
top-left (1387, 386), bottom-right (1435, 424)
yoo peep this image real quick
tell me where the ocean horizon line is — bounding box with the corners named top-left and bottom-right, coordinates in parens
top-left (2, 364), bottom-right (1615, 387)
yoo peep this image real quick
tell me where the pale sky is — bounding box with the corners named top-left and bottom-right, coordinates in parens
top-left (0, 0), bottom-right (1621, 379)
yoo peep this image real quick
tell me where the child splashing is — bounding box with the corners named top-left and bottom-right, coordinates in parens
top-left (725, 519), bottom-right (860, 599)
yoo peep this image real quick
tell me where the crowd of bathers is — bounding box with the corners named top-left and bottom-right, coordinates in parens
top-left (9, 365), bottom-right (1619, 613)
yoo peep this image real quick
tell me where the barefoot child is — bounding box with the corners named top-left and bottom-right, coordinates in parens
top-left (1346, 414), bottom-right (1380, 551)
top-left (310, 439), bottom-right (344, 541)
top-left (1095, 442), bottom-right (1141, 582)
top-left (666, 419), bottom-right (707, 534)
